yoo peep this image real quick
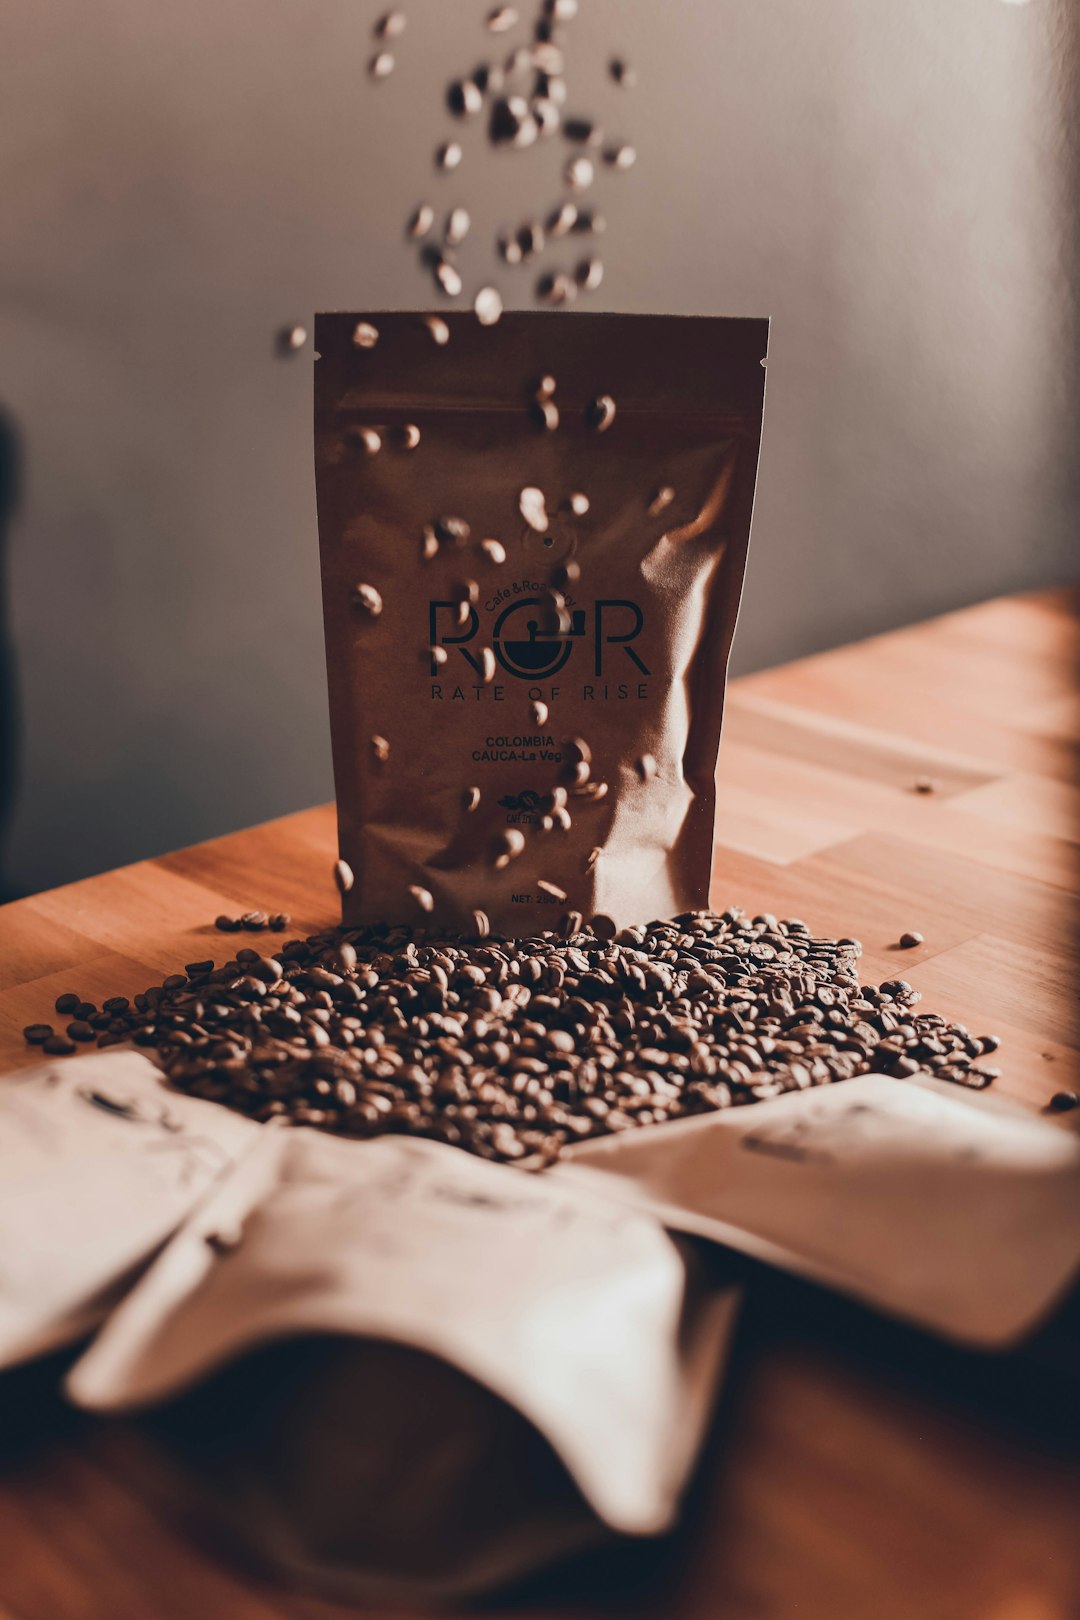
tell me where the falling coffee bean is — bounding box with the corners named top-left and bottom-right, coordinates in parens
top-left (422, 314), bottom-right (450, 344)
top-left (486, 5), bottom-right (518, 29)
top-left (564, 155), bottom-right (594, 190)
top-left (635, 753), bottom-right (657, 782)
top-left (605, 142), bottom-right (636, 170)
top-left (399, 423), bottom-right (421, 449)
top-left (537, 880), bottom-right (568, 902)
top-left (470, 908), bottom-right (491, 938)
top-left (609, 57), bottom-right (636, 87)
top-left (491, 829), bottom-right (526, 868)
top-left (474, 286), bottom-right (503, 326)
top-left (375, 10), bottom-right (406, 38)
top-left (462, 785), bottom-right (481, 812)
top-left (428, 644), bottom-right (448, 667)
top-left (435, 260), bottom-right (463, 297)
top-left (369, 52), bottom-right (395, 79)
top-left (480, 537), bottom-right (506, 564)
top-left (278, 324), bottom-right (307, 354)
top-left (586, 393), bottom-right (616, 431)
top-left (351, 582), bottom-right (383, 617)
top-left (352, 321), bottom-right (379, 349)
top-left (532, 699), bottom-right (549, 725)
top-left (479, 647), bottom-right (497, 683)
top-left (346, 426), bottom-right (382, 456)
top-left (370, 734), bottom-right (391, 763)
top-left (648, 485), bottom-right (675, 516)
top-left (408, 884), bottom-right (435, 913)
top-left (444, 206), bottom-right (471, 245)
top-left (437, 142), bottom-right (463, 170)
top-left (567, 492), bottom-right (590, 516)
top-left (537, 270), bottom-right (575, 305)
top-left (547, 201), bottom-right (579, 236)
top-left (333, 858), bottom-right (355, 895)
top-left (407, 203), bottom-right (435, 239)
top-left (498, 232), bottom-right (524, 265)
top-left (448, 79), bottom-right (483, 117)
top-left (532, 397), bottom-right (559, 431)
top-left (576, 257), bottom-right (603, 292)
top-left (519, 486), bottom-right (549, 531)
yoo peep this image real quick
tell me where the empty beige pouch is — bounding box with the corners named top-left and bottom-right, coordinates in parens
top-left (68, 1128), bottom-right (740, 1604)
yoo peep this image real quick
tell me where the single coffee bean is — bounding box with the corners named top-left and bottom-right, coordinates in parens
top-left (351, 582), bottom-right (383, 617)
top-left (479, 648), bottom-right (497, 684)
top-left (498, 231), bottom-right (524, 265)
top-left (66, 1020), bottom-right (95, 1041)
top-left (463, 785), bottom-right (481, 812)
top-left (586, 393), bottom-right (616, 432)
top-left (435, 260), bottom-right (463, 298)
top-left (576, 257), bottom-right (603, 292)
top-left (567, 491), bottom-right (590, 516)
top-left (436, 142), bottom-right (463, 171)
top-left (352, 321), bottom-right (379, 349)
top-left (55, 992), bottom-right (81, 1015)
top-left (648, 485), bottom-right (675, 517)
top-left (491, 829), bottom-right (526, 868)
top-left (215, 914), bottom-right (241, 932)
top-left (486, 6), bottom-right (518, 30)
top-left (610, 57), bottom-right (636, 87)
top-left (334, 859), bottom-right (355, 895)
top-left (548, 201), bottom-right (579, 236)
top-left (375, 9), bottom-right (405, 38)
top-left (406, 203), bottom-right (435, 239)
top-left (531, 700), bottom-right (549, 725)
top-left (371, 734), bottom-right (391, 763)
top-left (43, 1035), bottom-right (77, 1055)
top-left (398, 423), bottom-right (421, 450)
top-left (474, 286), bottom-right (503, 326)
top-left (914, 777), bottom-right (937, 794)
top-left (448, 79), bottom-right (483, 117)
top-left (369, 51), bottom-right (395, 79)
top-left (240, 911), bottom-right (268, 930)
top-left (532, 397), bottom-right (559, 431)
top-left (1048, 1091), bottom-right (1079, 1113)
top-left (269, 913), bottom-right (291, 932)
top-left (23, 1024), bottom-right (53, 1044)
top-left (422, 314), bottom-right (451, 345)
top-left (346, 425), bottom-right (381, 456)
top-left (519, 486), bottom-right (549, 531)
top-left (480, 538), bottom-right (507, 565)
top-left (605, 142), bottom-right (636, 170)
top-left (537, 270), bottom-right (575, 305)
top-left (898, 932), bottom-right (924, 949)
top-left (408, 885), bottom-right (435, 913)
top-left (564, 155), bottom-right (594, 190)
top-left (537, 880), bottom-right (567, 902)
top-left (635, 753), bottom-right (657, 783)
top-left (445, 206), bottom-right (470, 246)
top-left (278, 324), bottom-right (307, 353)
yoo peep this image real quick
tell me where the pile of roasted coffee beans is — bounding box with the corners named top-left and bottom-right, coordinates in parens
top-left (24, 909), bottom-right (1001, 1166)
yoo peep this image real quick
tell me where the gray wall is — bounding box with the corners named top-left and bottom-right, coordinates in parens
top-left (1, 0), bottom-right (1076, 897)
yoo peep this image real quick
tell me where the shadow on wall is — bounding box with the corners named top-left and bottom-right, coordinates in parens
top-left (0, 410), bottom-right (21, 902)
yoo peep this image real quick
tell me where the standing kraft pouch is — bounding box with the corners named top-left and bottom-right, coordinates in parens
top-left (315, 311), bottom-right (768, 934)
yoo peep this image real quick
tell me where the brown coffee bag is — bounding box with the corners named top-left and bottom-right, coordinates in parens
top-left (314, 310), bottom-right (768, 934)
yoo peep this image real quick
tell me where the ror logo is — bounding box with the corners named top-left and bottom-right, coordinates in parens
top-left (429, 596), bottom-right (651, 680)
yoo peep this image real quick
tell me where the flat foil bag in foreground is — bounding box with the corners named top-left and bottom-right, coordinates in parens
top-left (315, 311), bottom-right (768, 934)
top-left (68, 1128), bottom-right (739, 1604)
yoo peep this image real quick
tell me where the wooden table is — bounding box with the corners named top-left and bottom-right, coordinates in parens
top-left (1, 590), bottom-right (1078, 1619)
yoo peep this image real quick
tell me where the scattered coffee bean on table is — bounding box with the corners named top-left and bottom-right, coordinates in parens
top-left (28, 910), bottom-right (1002, 1166)
top-left (898, 931), bottom-right (924, 949)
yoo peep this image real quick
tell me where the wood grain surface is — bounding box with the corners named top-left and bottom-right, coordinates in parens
top-left (1, 590), bottom-right (1078, 1619)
